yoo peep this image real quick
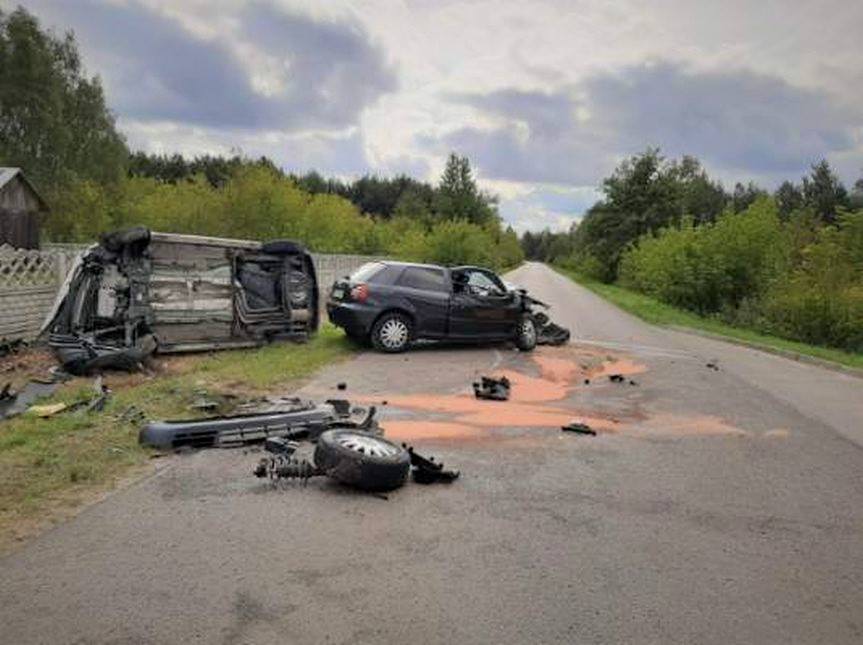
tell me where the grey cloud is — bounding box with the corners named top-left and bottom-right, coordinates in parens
top-left (435, 62), bottom-right (862, 185)
top-left (28, 0), bottom-right (396, 131)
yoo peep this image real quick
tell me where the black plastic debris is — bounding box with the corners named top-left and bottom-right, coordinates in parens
top-left (583, 379), bottom-right (590, 385)
top-left (337, 382), bottom-right (347, 391)
top-left (706, 361), bottom-right (720, 371)
top-left (528, 309), bottom-right (570, 346)
top-left (473, 375), bottom-right (511, 401)
top-left (404, 444), bottom-right (460, 484)
top-left (608, 374), bottom-right (626, 383)
top-left (629, 379), bottom-right (638, 386)
top-left (562, 422), bottom-right (596, 436)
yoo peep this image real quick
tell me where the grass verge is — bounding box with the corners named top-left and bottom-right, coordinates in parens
top-left (0, 324), bottom-right (354, 552)
top-left (555, 266), bottom-right (863, 371)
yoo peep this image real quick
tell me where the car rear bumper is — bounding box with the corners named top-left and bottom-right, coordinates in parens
top-left (326, 301), bottom-right (379, 336)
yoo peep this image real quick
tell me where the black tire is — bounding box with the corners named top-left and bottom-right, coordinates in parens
top-left (314, 430), bottom-right (410, 491)
top-left (514, 314), bottom-right (537, 352)
top-left (370, 312), bottom-right (412, 353)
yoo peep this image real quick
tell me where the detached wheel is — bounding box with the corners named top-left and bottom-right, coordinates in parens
top-left (514, 314), bottom-right (537, 352)
top-left (371, 312), bottom-right (412, 353)
top-left (314, 430), bottom-right (410, 491)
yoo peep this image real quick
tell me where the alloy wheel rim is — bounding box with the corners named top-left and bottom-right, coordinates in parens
top-left (521, 319), bottom-right (536, 344)
top-left (380, 319), bottom-right (408, 349)
top-left (335, 432), bottom-right (400, 458)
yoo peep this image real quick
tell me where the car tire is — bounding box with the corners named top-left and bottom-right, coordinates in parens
top-left (314, 430), bottom-right (410, 491)
top-left (370, 312), bottom-right (412, 353)
top-left (514, 314), bottom-right (537, 352)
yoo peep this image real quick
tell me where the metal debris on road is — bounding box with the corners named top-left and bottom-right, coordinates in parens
top-left (562, 422), bottom-right (597, 436)
top-left (404, 444), bottom-right (460, 484)
top-left (473, 375), bottom-right (511, 401)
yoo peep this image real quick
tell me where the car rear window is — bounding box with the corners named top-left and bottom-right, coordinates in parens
top-left (397, 267), bottom-right (448, 292)
top-left (350, 262), bottom-right (385, 283)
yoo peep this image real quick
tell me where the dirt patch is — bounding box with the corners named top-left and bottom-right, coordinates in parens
top-left (0, 347), bottom-right (57, 388)
top-left (763, 428), bottom-right (791, 439)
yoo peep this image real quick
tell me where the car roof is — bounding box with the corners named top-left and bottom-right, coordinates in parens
top-left (378, 260), bottom-right (447, 271)
top-left (450, 265), bottom-right (495, 273)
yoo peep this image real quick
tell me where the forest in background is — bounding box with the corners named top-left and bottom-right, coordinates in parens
top-left (524, 150), bottom-right (863, 352)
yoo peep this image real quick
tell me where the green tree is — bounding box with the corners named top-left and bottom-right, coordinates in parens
top-left (433, 153), bottom-right (497, 225)
top-left (731, 181), bottom-right (768, 213)
top-left (0, 7), bottom-right (128, 191)
top-left (775, 180), bottom-right (804, 219)
top-left (802, 160), bottom-right (848, 224)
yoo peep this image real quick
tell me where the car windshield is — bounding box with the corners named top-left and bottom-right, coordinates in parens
top-left (350, 262), bottom-right (385, 283)
top-left (466, 270), bottom-right (505, 295)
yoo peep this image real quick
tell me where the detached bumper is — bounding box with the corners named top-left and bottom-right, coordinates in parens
top-left (326, 302), bottom-right (378, 336)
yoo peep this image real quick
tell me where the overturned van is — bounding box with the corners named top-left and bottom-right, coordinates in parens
top-left (42, 228), bottom-right (319, 374)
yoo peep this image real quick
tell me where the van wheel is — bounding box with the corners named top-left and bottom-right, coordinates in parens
top-left (371, 312), bottom-right (412, 353)
top-left (515, 315), bottom-right (537, 351)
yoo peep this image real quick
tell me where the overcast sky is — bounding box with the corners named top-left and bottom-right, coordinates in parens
top-left (11, 0), bottom-right (863, 232)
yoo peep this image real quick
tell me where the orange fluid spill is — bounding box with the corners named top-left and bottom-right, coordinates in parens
top-left (531, 354), bottom-right (582, 383)
top-left (591, 358), bottom-right (648, 378)
top-left (626, 413), bottom-right (748, 438)
top-left (496, 370), bottom-right (569, 403)
top-left (384, 420), bottom-right (484, 440)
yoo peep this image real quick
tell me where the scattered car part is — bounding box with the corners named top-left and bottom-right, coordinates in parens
top-left (404, 444), bottom-right (460, 484)
top-left (536, 320), bottom-right (570, 346)
top-left (473, 375), bottom-right (511, 401)
top-left (314, 429), bottom-right (410, 491)
top-left (608, 374), bottom-right (626, 383)
top-left (42, 228), bottom-right (319, 374)
top-left (562, 422), bottom-right (596, 436)
top-left (0, 379), bottom-right (61, 420)
top-left (139, 399), bottom-right (375, 450)
top-left (28, 402), bottom-right (68, 418)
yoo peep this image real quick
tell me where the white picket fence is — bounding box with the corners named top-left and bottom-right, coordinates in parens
top-left (0, 243), bottom-right (381, 344)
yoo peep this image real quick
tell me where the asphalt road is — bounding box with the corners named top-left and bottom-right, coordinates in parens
top-left (2, 262), bottom-right (862, 644)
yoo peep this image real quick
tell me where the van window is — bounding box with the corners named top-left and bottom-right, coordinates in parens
top-left (397, 267), bottom-right (448, 292)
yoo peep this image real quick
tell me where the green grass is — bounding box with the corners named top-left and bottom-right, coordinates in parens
top-left (555, 266), bottom-right (863, 371)
top-left (0, 324), bottom-right (354, 550)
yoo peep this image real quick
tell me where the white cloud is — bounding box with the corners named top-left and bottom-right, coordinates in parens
top-left (11, 0), bottom-right (863, 231)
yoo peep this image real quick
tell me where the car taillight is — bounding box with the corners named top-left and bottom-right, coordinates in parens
top-left (350, 283), bottom-right (369, 302)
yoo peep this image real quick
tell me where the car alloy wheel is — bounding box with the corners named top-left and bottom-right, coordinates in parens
top-left (333, 431), bottom-right (402, 457)
top-left (379, 318), bottom-right (409, 350)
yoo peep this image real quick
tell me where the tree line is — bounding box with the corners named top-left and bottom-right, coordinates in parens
top-left (531, 149), bottom-right (863, 352)
top-left (0, 7), bottom-right (522, 270)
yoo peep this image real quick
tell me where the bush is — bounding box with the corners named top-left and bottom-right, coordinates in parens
top-left (44, 167), bottom-right (523, 270)
top-left (617, 199), bottom-right (863, 352)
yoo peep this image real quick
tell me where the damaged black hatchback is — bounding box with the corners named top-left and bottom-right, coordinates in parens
top-left (42, 228), bottom-right (319, 374)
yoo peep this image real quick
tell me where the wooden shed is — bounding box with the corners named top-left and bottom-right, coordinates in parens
top-left (0, 168), bottom-right (49, 249)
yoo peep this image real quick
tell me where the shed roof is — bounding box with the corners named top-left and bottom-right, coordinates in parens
top-left (0, 167), bottom-right (49, 210)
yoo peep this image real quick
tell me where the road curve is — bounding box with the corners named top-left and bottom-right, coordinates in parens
top-left (0, 262), bottom-right (861, 644)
